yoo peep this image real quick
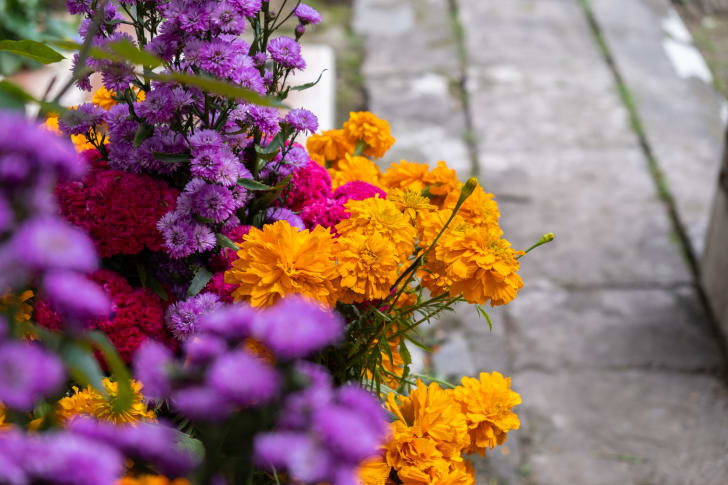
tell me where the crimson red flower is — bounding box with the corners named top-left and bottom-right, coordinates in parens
top-left (56, 150), bottom-right (179, 258)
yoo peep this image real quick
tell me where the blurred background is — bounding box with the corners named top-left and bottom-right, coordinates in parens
top-left (4, 0), bottom-right (728, 483)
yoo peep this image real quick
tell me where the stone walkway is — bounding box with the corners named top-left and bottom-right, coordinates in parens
top-left (353, 0), bottom-right (728, 483)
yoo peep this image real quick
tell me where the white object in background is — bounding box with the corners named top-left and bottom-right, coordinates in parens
top-left (661, 7), bottom-right (714, 84)
top-left (284, 44), bottom-right (336, 142)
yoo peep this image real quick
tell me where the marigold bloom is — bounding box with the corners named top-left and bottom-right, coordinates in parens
top-left (443, 184), bottom-right (500, 230)
top-left (358, 455), bottom-right (393, 485)
top-left (56, 378), bottom-right (154, 425)
top-left (330, 153), bottom-right (382, 189)
top-left (307, 129), bottom-right (355, 166)
top-left (225, 221), bottom-right (339, 307)
top-left (423, 161), bottom-right (460, 208)
top-left (0, 403), bottom-right (7, 429)
top-left (437, 226), bottom-right (524, 306)
top-left (116, 476), bottom-right (189, 485)
top-left (92, 86), bottom-right (118, 110)
top-left (336, 231), bottom-right (400, 303)
top-left (382, 160), bottom-right (429, 193)
top-left (43, 114), bottom-right (96, 152)
top-left (0, 289), bottom-right (33, 323)
top-left (388, 188), bottom-right (435, 226)
top-left (452, 372), bottom-right (521, 455)
top-left (336, 197), bottom-right (416, 262)
top-left (342, 111), bottom-right (395, 159)
top-left (386, 380), bottom-right (470, 465)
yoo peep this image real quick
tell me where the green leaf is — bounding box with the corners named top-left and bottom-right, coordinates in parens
top-left (0, 39), bottom-right (65, 64)
top-left (153, 152), bottom-right (192, 163)
top-left (216, 233), bottom-right (240, 251)
top-left (107, 39), bottom-right (162, 68)
top-left (153, 71), bottom-right (281, 107)
top-left (60, 343), bottom-right (106, 397)
top-left (289, 69), bottom-right (327, 92)
top-left (133, 123), bottom-right (154, 148)
top-left (187, 266), bottom-right (213, 298)
top-left (84, 332), bottom-right (134, 414)
top-left (148, 275), bottom-right (169, 301)
top-left (399, 339), bottom-right (412, 366)
top-left (237, 178), bottom-right (272, 191)
top-left (0, 80), bottom-right (30, 111)
top-left (475, 305), bottom-right (493, 332)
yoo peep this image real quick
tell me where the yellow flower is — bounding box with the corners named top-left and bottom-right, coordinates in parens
top-left (423, 161), bottom-right (460, 208)
top-left (336, 197), bottom-right (416, 262)
top-left (116, 476), bottom-right (189, 485)
top-left (307, 129), bottom-right (355, 167)
top-left (330, 153), bottom-right (383, 189)
top-left (414, 209), bottom-right (468, 297)
top-left (452, 372), bottom-right (521, 455)
top-left (436, 226), bottom-right (524, 306)
top-left (225, 221), bottom-right (339, 308)
top-left (56, 378), bottom-right (154, 425)
top-left (442, 183), bottom-right (500, 230)
top-left (43, 114), bottom-right (96, 152)
top-left (0, 290), bottom-right (34, 323)
top-left (0, 403), bottom-right (8, 429)
top-left (336, 231), bottom-right (400, 303)
top-left (381, 161), bottom-right (429, 193)
top-left (387, 189), bottom-right (435, 226)
top-left (386, 380), bottom-right (470, 464)
top-left (358, 455), bottom-right (394, 485)
top-left (92, 86), bottom-right (118, 110)
top-left (342, 112), bottom-right (395, 159)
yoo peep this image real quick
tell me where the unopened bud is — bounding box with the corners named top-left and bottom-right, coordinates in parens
top-left (456, 177), bottom-right (479, 205)
top-left (542, 232), bottom-right (555, 243)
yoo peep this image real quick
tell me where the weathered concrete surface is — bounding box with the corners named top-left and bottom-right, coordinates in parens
top-left (352, 0), bottom-right (728, 483)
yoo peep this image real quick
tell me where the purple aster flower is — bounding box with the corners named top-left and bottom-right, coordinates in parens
top-left (184, 334), bottom-right (228, 365)
top-left (246, 105), bottom-right (281, 136)
top-left (25, 432), bottom-right (124, 485)
top-left (278, 362), bottom-right (334, 430)
top-left (313, 402), bottom-right (384, 463)
top-left (207, 350), bottom-right (279, 406)
top-left (265, 207), bottom-right (304, 230)
top-left (191, 147), bottom-right (224, 180)
top-left (195, 184), bottom-right (236, 222)
top-left (253, 296), bottom-right (343, 359)
top-left (233, 67), bottom-right (266, 94)
top-left (165, 292), bottom-right (222, 340)
top-left (230, 180), bottom-right (250, 208)
top-left (295, 3), bottom-right (322, 25)
top-left (136, 86), bottom-right (176, 124)
top-left (197, 304), bottom-right (257, 339)
top-left (189, 129), bottom-right (223, 153)
top-left (267, 36), bottom-right (305, 70)
top-left (177, 1), bottom-right (212, 33)
top-left (172, 385), bottom-right (231, 421)
top-left (0, 341), bottom-right (65, 410)
top-left (133, 341), bottom-right (174, 400)
top-left (58, 103), bottom-right (105, 136)
top-left (211, 0), bottom-right (245, 34)
top-left (191, 223), bottom-right (216, 252)
top-left (160, 216), bottom-right (196, 259)
top-left (0, 153), bottom-right (30, 184)
top-left (101, 62), bottom-right (136, 93)
top-left (66, 0), bottom-right (91, 15)
top-left (254, 432), bottom-right (331, 483)
top-left (232, 0), bottom-right (262, 17)
top-left (214, 154), bottom-right (244, 187)
top-left (198, 39), bottom-right (238, 78)
top-left (11, 217), bottom-right (98, 273)
top-left (43, 271), bottom-right (111, 320)
top-left (285, 108), bottom-right (318, 134)
top-left (253, 52), bottom-right (267, 67)
top-left (295, 23), bottom-right (306, 37)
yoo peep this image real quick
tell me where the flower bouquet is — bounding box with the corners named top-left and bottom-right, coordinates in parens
top-left (0, 1), bottom-right (551, 484)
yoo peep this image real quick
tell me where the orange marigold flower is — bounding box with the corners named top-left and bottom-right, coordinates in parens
top-left (43, 114), bottom-right (97, 152)
top-left (452, 372), bottom-right (521, 455)
top-left (225, 221), bottom-right (339, 308)
top-left (330, 153), bottom-right (383, 189)
top-left (358, 455), bottom-right (394, 485)
top-left (307, 129), bottom-right (355, 167)
top-left (0, 289), bottom-right (34, 323)
top-left (436, 225), bottom-right (523, 306)
top-left (388, 188), bottom-right (435, 226)
top-left (443, 183), bottom-right (500, 230)
top-left (56, 378), bottom-right (155, 425)
top-left (342, 111), bottom-right (395, 159)
top-left (336, 196), bottom-right (416, 262)
top-left (381, 160), bottom-right (429, 193)
top-left (423, 161), bottom-right (460, 208)
top-left (386, 380), bottom-right (470, 464)
top-left (92, 86), bottom-right (118, 110)
top-left (0, 403), bottom-right (7, 429)
top-left (116, 476), bottom-right (189, 485)
top-left (336, 231), bottom-right (400, 303)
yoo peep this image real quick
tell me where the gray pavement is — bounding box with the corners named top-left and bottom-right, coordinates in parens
top-left (353, 0), bottom-right (728, 483)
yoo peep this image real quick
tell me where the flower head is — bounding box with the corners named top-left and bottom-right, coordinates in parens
top-left (56, 378), bottom-right (155, 425)
top-left (285, 108), bottom-right (318, 134)
top-left (382, 160), bottom-right (430, 193)
top-left (329, 154), bottom-right (382, 189)
top-left (306, 129), bottom-right (355, 166)
top-left (452, 372), bottom-right (521, 455)
top-left (225, 221), bottom-right (339, 307)
top-left (342, 112), bottom-right (394, 159)
top-left (295, 3), bottom-right (322, 25)
top-left (336, 231), bottom-right (400, 303)
top-left (0, 341), bottom-right (65, 411)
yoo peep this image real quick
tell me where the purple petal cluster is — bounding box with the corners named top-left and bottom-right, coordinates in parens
top-left (0, 341), bottom-right (65, 411)
top-left (285, 108), bottom-right (319, 134)
top-left (267, 36), bottom-right (306, 70)
top-left (295, 3), bottom-right (322, 25)
top-left (58, 103), bottom-right (105, 137)
top-left (165, 292), bottom-right (223, 340)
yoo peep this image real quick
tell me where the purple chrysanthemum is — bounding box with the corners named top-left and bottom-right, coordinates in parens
top-left (285, 108), bottom-right (318, 134)
top-left (0, 341), bottom-right (65, 410)
top-left (195, 184), bottom-right (236, 222)
top-left (207, 350), bottom-right (279, 406)
top-left (197, 304), bottom-right (256, 339)
top-left (267, 36), bottom-right (305, 70)
top-left (172, 385), bottom-right (231, 421)
top-left (233, 0), bottom-right (262, 17)
top-left (136, 86), bottom-right (176, 124)
top-left (255, 432), bottom-right (331, 483)
top-left (58, 103), bottom-right (105, 136)
top-left (265, 207), bottom-right (305, 230)
top-left (246, 105), bottom-right (281, 136)
top-left (165, 292), bottom-right (223, 340)
top-left (211, 0), bottom-right (245, 34)
top-left (191, 223), bottom-right (216, 253)
top-left (294, 3), bottom-right (322, 25)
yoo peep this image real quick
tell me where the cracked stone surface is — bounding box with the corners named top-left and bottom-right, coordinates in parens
top-left (352, 0), bottom-right (728, 482)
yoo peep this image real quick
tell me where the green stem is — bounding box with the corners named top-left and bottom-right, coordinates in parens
top-left (517, 232), bottom-right (554, 259)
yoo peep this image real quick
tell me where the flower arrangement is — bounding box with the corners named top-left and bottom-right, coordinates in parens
top-left (0, 1), bottom-right (553, 484)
